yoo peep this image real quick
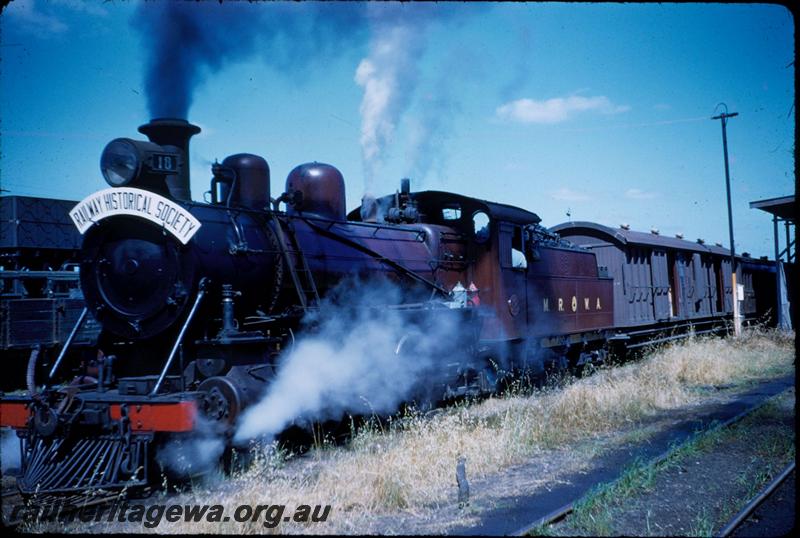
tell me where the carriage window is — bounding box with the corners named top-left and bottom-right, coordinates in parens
top-left (472, 211), bottom-right (490, 243)
top-left (442, 205), bottom-right (461, 221)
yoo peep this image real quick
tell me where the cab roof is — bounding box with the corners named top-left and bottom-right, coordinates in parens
top-left (348, 190), bottom-right (541, 226)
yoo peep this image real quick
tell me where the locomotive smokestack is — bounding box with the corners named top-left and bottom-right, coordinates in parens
top-left (138, 118), bottom-right (201, 202)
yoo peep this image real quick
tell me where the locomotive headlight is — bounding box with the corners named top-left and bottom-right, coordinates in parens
top-left (101, 138), bottom-right (141, 187)
top-left (100, 138), bottom-right (180, 188)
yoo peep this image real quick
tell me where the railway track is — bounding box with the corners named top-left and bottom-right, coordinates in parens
top-left (511, 388), bottom-right (794, 536)
top-left (717, 462), bottom-right (795, 537)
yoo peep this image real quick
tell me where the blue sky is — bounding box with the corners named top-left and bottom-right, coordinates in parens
top-left (0, 1), bottom-right (794, 258)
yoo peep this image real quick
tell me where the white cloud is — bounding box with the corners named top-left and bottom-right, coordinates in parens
top-left (5, 0), bottom-right (109, 37)
top-left (496, 95), bottom-right (630, 124)
top-left (6, 0), bottom-right (68, 34)
top-left (550, 187), bottom-right (590, 202)
top-left (624, 188), bottom-right (659, 200)
top-left (51, 0), bottom-right (108, 17)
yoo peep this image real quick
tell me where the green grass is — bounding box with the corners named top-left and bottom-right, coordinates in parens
top-left (562, 457), bottom-right (658, 536)
top-left (688, 507), bottom-right (714, 537)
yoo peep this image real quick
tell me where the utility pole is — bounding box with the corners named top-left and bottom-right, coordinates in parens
top-left (711, 106), bottom-right (740, 335)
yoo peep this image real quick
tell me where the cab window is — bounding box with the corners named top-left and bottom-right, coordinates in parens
top-left (473, 211), bottom-right (490, 243)
top-left (442, 204), bottom-right (461, 221)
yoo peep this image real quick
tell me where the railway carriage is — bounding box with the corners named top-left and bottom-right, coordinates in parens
top-left (551, 221), bottom-right (777, 339)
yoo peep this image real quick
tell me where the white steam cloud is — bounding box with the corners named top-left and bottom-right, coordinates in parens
top-left (355, 5), bottom-right (436, 192)
top-left (234, 278), bottom-right (472, 444)
top-left (404, 45), bottom-right (480, 185)
top-left (1, 429), bottom-right (21, 473)
top-left (156, 418), bottom-right (225, 477)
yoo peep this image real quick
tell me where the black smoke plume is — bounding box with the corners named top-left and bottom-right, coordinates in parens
top-left (134, 2), bottom-right (366, 119)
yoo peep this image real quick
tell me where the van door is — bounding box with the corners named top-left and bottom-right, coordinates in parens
top-left (651, 249), bottom-right (671, 320)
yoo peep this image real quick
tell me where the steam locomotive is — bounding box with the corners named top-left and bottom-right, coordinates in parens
top-left (0, 118), bottom-right (777, 497)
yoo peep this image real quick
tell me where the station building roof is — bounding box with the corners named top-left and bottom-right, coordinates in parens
top-left (749, 195), bottom-right (795, 223)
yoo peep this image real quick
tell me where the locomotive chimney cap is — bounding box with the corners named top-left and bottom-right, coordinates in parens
top-left (650, 228), bottom-right (659, 235)
top-left (620, 223), bottom-right (630, 230)
top-left (138, 118), bottom-right (201, 141)
top-left (141, 117), bottom-right (199, 125)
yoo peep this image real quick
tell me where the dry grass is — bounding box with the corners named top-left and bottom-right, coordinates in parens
top-left (60, 328), bottom-right (796, 534)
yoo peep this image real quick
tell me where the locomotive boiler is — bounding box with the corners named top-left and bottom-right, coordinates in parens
top-left (1, 117), bottom-right (763, 498)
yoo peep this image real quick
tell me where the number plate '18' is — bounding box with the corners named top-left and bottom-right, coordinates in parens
top-left (151, 153), bottom-right (177, 173)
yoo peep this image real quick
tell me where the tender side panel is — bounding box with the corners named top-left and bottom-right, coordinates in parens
top-left (526, 275), bottom-right (613, 336)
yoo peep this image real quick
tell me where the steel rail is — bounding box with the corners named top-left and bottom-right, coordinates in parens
top-left (715, 461), bottom-right (795, 538)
